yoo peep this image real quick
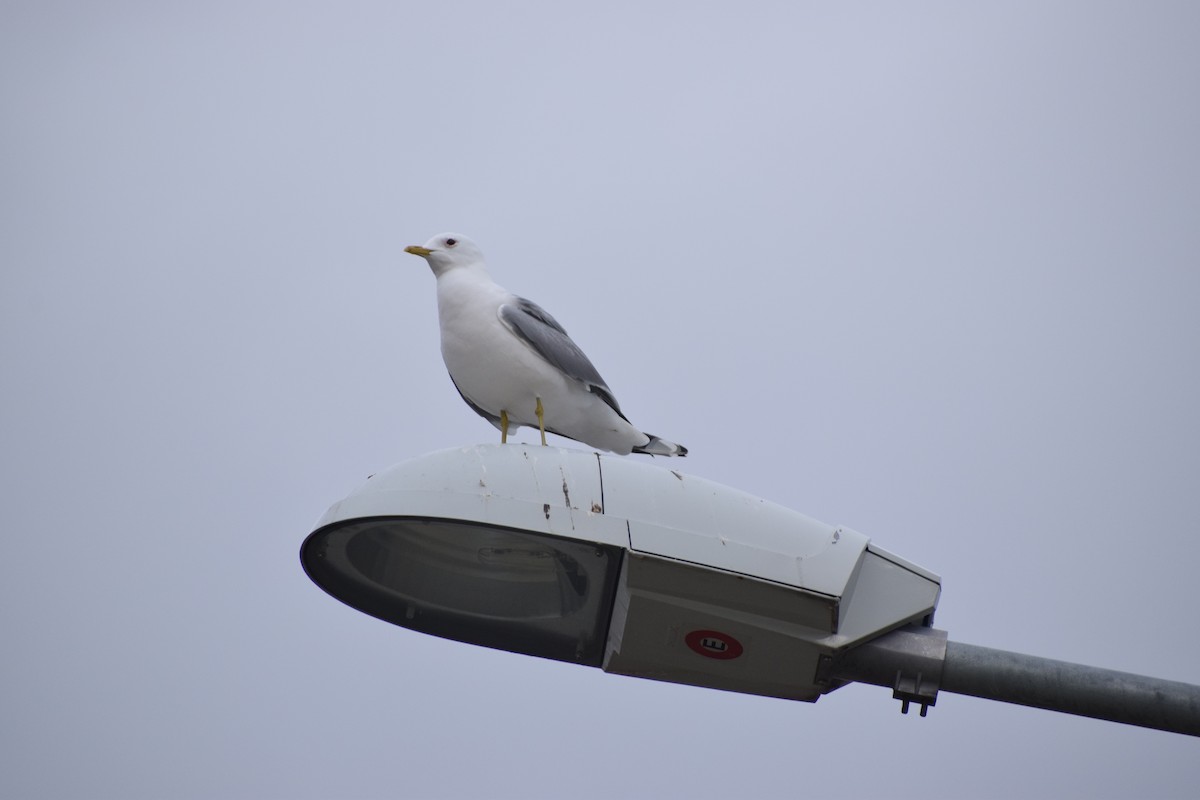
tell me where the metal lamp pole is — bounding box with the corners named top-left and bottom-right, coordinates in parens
top-left (828, 625), bottom-right (1200, 736)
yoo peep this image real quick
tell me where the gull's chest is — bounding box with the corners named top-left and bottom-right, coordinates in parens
top-left (436, 277), bottom-right (540, 393)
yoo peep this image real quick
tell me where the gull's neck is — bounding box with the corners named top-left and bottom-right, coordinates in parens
top-left (435, 264), bottom-right (509, 317)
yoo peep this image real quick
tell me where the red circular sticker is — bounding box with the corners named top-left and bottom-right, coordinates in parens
top-left (685, 629), bottom-right (744, 660)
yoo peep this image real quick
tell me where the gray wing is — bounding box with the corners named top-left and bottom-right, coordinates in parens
top-left (499, 297), bottom-right (627, 419)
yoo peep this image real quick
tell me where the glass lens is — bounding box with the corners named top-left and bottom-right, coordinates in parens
top-left (302, 518), bottom-right (623, 666)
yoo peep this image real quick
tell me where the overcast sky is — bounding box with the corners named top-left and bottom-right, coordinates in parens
top-left (3, 2), bottom-right (1199, 798)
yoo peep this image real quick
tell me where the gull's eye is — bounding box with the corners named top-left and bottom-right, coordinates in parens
top-left (445, 238), bottom-right (458, 247)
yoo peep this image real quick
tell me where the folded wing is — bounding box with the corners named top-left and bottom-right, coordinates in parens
top-left (499, 297), bottom-right (627, 420)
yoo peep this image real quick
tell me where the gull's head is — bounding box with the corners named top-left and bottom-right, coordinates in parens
top-left (404, 232), bottom-right (486, 277)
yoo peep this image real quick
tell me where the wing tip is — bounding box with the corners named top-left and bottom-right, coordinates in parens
top-left (633, 434), bottom-right (688, 457)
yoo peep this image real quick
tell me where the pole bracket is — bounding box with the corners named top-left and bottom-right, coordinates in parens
top-left (829, 625), bottom-right (949, 717)
top-left (893, 667), bottom-right (940, 716)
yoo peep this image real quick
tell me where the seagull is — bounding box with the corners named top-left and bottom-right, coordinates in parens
top-left (405, 233), bottom-right (687, 456)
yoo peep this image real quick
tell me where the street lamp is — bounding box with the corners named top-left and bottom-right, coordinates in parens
top-left (301, 444), bottom-right (1200, 735)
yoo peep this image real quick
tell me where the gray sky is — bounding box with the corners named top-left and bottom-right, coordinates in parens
top-left (3, 2), bottom-right (1199, 798)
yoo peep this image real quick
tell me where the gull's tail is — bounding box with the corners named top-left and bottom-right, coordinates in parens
top-left (633, 433), bottom-right (688, 457)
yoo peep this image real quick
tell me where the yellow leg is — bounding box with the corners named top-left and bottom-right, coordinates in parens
top-left (500, 410), bottom-right (509, 444)
top-left (535, 398), bottom-right (547, 446)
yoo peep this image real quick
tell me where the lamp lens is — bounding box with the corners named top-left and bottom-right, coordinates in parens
top-left (302, 518), bottom-right (623, 666)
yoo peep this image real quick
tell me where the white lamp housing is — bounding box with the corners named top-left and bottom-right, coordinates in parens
top-left (302, 444), bottom-right (941, 702)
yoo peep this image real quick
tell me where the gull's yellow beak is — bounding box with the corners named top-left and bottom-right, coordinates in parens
top-left (404, 245), bottom-right (433, 257)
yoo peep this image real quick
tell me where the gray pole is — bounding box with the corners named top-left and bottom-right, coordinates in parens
top-left (829, 626), bottom-right (1200, 737)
